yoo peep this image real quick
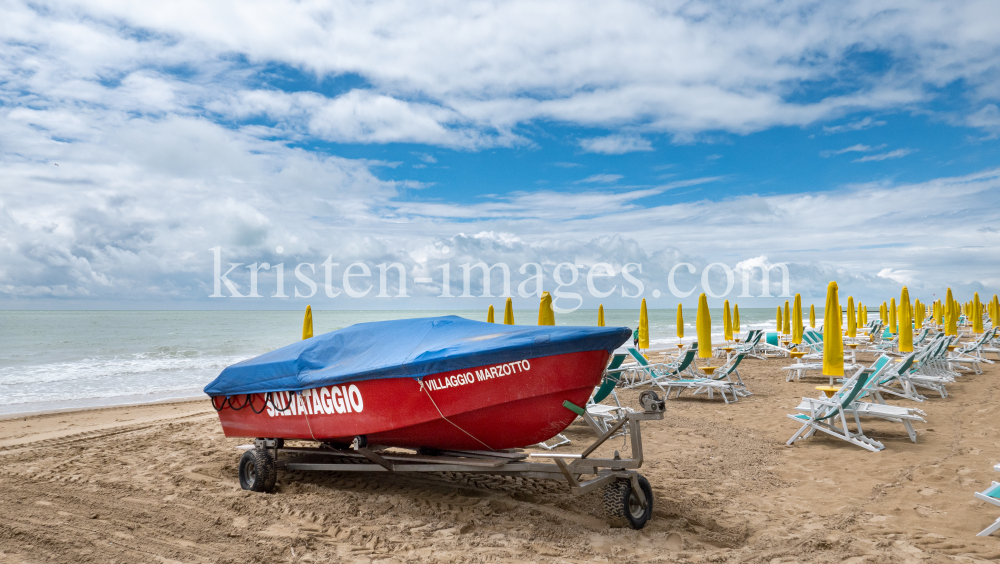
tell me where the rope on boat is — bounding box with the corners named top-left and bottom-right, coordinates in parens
top-left (419, 379), bottom-right (493, 451)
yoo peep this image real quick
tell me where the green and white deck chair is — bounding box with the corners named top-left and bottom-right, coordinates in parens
top-left (643, 348), bottom-right (699, 392)
top-left (738, 330), bottom-right (765, 359)
top-left (975, 464), bottom-right (1000, 537)
top-left (871, 353), bottom-right (929, 402)
top-left (537, 353), bottom-right (629, 449)
top-left (950, 328), bottom-right (996, 370)
top-left (786, 369), bottom-right (884, 452)
top-left (980, 326), bottom-right (1000, 360)
top-left (692, 353), bottom-right (751, 398)
top-left (798, 355), bottom-right (928, 443)
top-left (904, 353), bottom-right (955, 398)
top-left (660, 353), bottom-right (744, 404)
top-left (623, 346), bottom-right (697, 388)
top-left (585, 354), bottom-right (635, 434)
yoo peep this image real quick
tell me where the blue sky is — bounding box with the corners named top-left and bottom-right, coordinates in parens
top-left (1, 1), bottom-right (999, 310)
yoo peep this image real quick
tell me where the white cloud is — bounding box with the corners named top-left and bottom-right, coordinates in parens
top-left (822, 116), bottom-right (887, 134)
top-left (578, 134), bottom-right (653, 154)
top-left (967, 104), bottom-right (1000, 138)
top-left (820, 143), bottom-right (886, 157)
top-left (3, 1), bottom-right (1000, 147)
top-left (577, 174), bottom-right (623, 184)
top-left (853, 148), bottom-right (916, 162)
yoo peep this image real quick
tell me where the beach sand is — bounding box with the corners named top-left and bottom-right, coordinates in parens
top-left (2, 355), bottom-right (999, 563)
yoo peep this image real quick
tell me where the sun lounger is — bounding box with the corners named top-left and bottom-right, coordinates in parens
top-left (622, 346), bottom-right (698, 388)
top-left (786, 369), bottom-right (884, 452)
top-left (660, 354), bottom-right (745, 404)
top-left (794, 355), bottom-right (927, 443)
top-left (975, 463), bottom-right (1000, 537)
top-left (538, 353), bottom-right (630, 449)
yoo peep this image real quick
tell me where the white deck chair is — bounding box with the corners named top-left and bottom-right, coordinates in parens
top-left (975, 463), bottom-right (1000, 537)
top-left (661, 354), bottom-right (746, 404)
top-left (786, 369), bottom-right (884, 452)
top-left (796, 356), bottom-right (927, 443)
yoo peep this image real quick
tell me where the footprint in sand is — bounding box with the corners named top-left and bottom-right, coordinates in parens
top-left (664, 532), bottom-right (683, 551)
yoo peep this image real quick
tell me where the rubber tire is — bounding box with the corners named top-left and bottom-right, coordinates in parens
top-left (239, 448), bottom-right (277, 493)
top-left (603, 475), bottom-right (653, 529)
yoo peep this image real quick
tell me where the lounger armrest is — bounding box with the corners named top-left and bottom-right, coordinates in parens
top-left (800, 397), bottom-right (839, 408)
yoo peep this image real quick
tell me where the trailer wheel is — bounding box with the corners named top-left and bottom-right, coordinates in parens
top-left (603, 475), bottom-right (652, 529)
top-left (239, 448), bottom-right (277, 493)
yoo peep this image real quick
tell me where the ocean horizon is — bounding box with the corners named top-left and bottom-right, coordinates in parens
top-left (0, 308), bottom-right (804, 417)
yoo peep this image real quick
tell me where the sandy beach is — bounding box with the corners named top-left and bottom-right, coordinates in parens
top-left (2, 354), bottom-right (999, 563)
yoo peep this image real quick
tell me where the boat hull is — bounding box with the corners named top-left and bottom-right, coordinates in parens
top-left (213, 349), bottom-right (610, 450)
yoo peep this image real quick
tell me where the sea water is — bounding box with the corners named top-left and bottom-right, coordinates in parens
top-left (0, 308), bottom-right (786, 416)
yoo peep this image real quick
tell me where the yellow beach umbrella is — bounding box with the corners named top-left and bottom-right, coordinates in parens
top-left (302, 305), bottom-right (313, 340)
top-left (856, 300), bottom-right (864, 331)
top-left (945, 288), bottom-right (957, 336)
top-left (899, 287), bottom-right (913, 352)
top-left (503, 297), bottom-right (515, 324)
top-left (889, 298), bottom-right (898, 334)
top-left (792, 293), bottom-right (803, 345)
top-left (676, 303), bottom-right (685, 342)
top-left (914, 299), bottom-right (923, 330)
top-left (639, 298), bottom-right (649, 350)
top-left (538, 291), bottom-right (554, 325)
top-left (993, 295), bottom-right (1000, 325)
top-left (846, 296), bottom-right (856, 339)
top-left (973, 292), bottom-right (984, 333)
top-left (862, 305), bottom-right (868, 326)
top-left (776, 306), bottom-right (783, 334)
top-left (723, 300), bottom-right (733, 342)
top-left (597, 304), bottom-right (605, 327)
top-left (809, 304), bottom-right (816, 328)
top-left (487, 305), bottom-right (495, 323)
top-left (822, 282), bottom-right (844, 378)
top-left (696, 293), bottom-right (712, 360)
top-left (783, 300), bottom-right (791, 335)
top-left (733, 304), bottom-right (741, 336)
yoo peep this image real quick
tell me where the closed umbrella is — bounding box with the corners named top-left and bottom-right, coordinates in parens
top-left (696, 293), bottom-right (712, 362)
top-left (889, 299), bottom-right (897, 334)
top-left (973, 292), bottom-right (984, 334)
top-left (538, 292), bottom-right (554, 325)
top-left (846, 296), bottom-right (856, 339)
top-left (302, 305), bottom-right (313, 340)
top-left (899, 287), bottom-right (913, 353)
top-left (945, 288), bottom-right (957, 336)
top-left (503, 297), bottom-right (515, 325)
top-left (487, 305), bottom-right (495, 323)
top-left (598, 304), bottom-right (605, 327)
top-left (676, 303), bottom-right (685, 345)
top-left (856, 300), bottom-right (864, 332)
top-left (792, 293), bottom-right (803, 345)
top-left (822, 282), bottom-right (844, 379)
top-left (733, 304), bottom-right (741, 338)
top-left (776, 306), bottom-right (783, 334)
top-left (783, 300), bottom-right (791, 335)
top-left (723, 300), bottom-right (733, 342)
top-left (810, 304), bottom-right (816, 328)
top-left (914, 300), bottom-right (922, 330)
top-left (639, 298), bottom-right (649, 350)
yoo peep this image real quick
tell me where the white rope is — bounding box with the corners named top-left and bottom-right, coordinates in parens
top-left (419, 379), bottom-right (493, 451)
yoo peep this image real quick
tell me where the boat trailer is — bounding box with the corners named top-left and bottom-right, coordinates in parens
top-left (236, 391), bottom-right (666, 529)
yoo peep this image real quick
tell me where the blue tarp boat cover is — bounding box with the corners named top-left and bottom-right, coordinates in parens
top-left (204, 316), bottom-right (632, 396)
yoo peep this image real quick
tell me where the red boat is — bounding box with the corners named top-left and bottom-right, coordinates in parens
top-left (206, 316), bottom-right (632, 451)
